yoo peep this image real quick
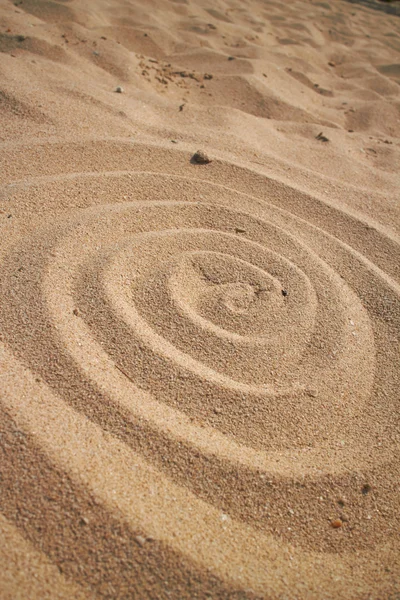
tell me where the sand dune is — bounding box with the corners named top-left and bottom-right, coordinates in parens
top-left (1, 0), bottom-right (399, 598)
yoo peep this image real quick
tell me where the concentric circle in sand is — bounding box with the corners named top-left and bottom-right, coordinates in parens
top-left (1, 140), bottom-right (399, 598)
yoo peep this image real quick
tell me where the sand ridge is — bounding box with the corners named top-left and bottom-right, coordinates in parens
top-left (1, 0), bottom-right (400, 598)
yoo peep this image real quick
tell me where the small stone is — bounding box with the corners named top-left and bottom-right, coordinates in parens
top-left (73, 308), bottom-right (79, 316)
top-left (204, 73), bottom-right (213, 80)
top-left (328, 61), bottom-right (336, 67)
top-left (179, 103), bottom-right (185, 112)
top-left (307, 388), bottom-right (318, 398)
top-left (316, 132), bottom-right (329, 142)
top-left (80, 516), bottom-right (89, 525)
top-left (235, 227), bottom-right (246, 234)
top-left (192, 150), bottom-right (211, 164)
top-left (331, 519), bottom-right (343, 529)
top-left (362, 483), bottom-right (371, 495)
top-left (213, 407), bottom-right (222, 414)
top-left (135, 535), bottom-right (147, 547)
top-left (228, 56), bottom-right (235, 61)
top-left (115, 86), bottom-right (124, 93)
top-left (281, 289), bottom-right (288, 297)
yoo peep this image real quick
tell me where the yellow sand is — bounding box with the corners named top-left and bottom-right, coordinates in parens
top-left (0, 0), bottom-right (399, 598)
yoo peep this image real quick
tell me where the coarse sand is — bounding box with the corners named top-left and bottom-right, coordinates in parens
top-left (0, 0), bottom-right (399, 598)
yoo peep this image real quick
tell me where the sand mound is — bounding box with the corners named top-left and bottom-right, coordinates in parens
top-left (1, 0), bottom-right (399, 598)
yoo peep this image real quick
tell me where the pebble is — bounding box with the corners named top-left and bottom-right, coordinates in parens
top-left (115, 86), bottom-right (124, 93)
top-left (192, 150), bottom-right (211, 164)
top-left (331, 519), bottom-right (343, 529)
top-left (135, 535), bottom-right (147, 547)
top-left (316, 131), bottom-right (329, 142)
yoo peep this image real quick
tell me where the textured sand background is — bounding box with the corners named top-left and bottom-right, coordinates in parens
top-left (1, 0), bottom-right (400, 598)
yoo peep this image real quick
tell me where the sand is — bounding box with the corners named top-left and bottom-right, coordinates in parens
top-left (0, 0), bottom-right (399, 598)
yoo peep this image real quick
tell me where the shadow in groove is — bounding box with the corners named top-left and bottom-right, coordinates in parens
top-left (344, 0), bottom-right (400, 16)
top-left (0, 406), bottom-right (261, 600)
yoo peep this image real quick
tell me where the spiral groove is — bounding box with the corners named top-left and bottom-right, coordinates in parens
top-left (1, 140), bottom-right (399, 597)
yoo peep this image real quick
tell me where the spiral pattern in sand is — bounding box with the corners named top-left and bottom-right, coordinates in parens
top-left (1, 140), bottom-right (399, 598)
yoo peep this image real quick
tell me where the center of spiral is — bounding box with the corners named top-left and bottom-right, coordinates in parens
top-left (176, 251), bottom-right (283, 337)
top-left (110, 227), bottom-right (317, 386)
top-left (220, 283), bottom-right (258, 314)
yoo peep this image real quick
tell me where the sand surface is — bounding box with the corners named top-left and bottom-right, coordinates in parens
top-left (1, 0), bottom-right (400, 598)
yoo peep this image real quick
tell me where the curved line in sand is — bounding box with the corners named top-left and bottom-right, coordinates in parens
top-left (39, 199), bottom-right (379, 468)
top-left (1, 142), bottom-right (399, 590)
